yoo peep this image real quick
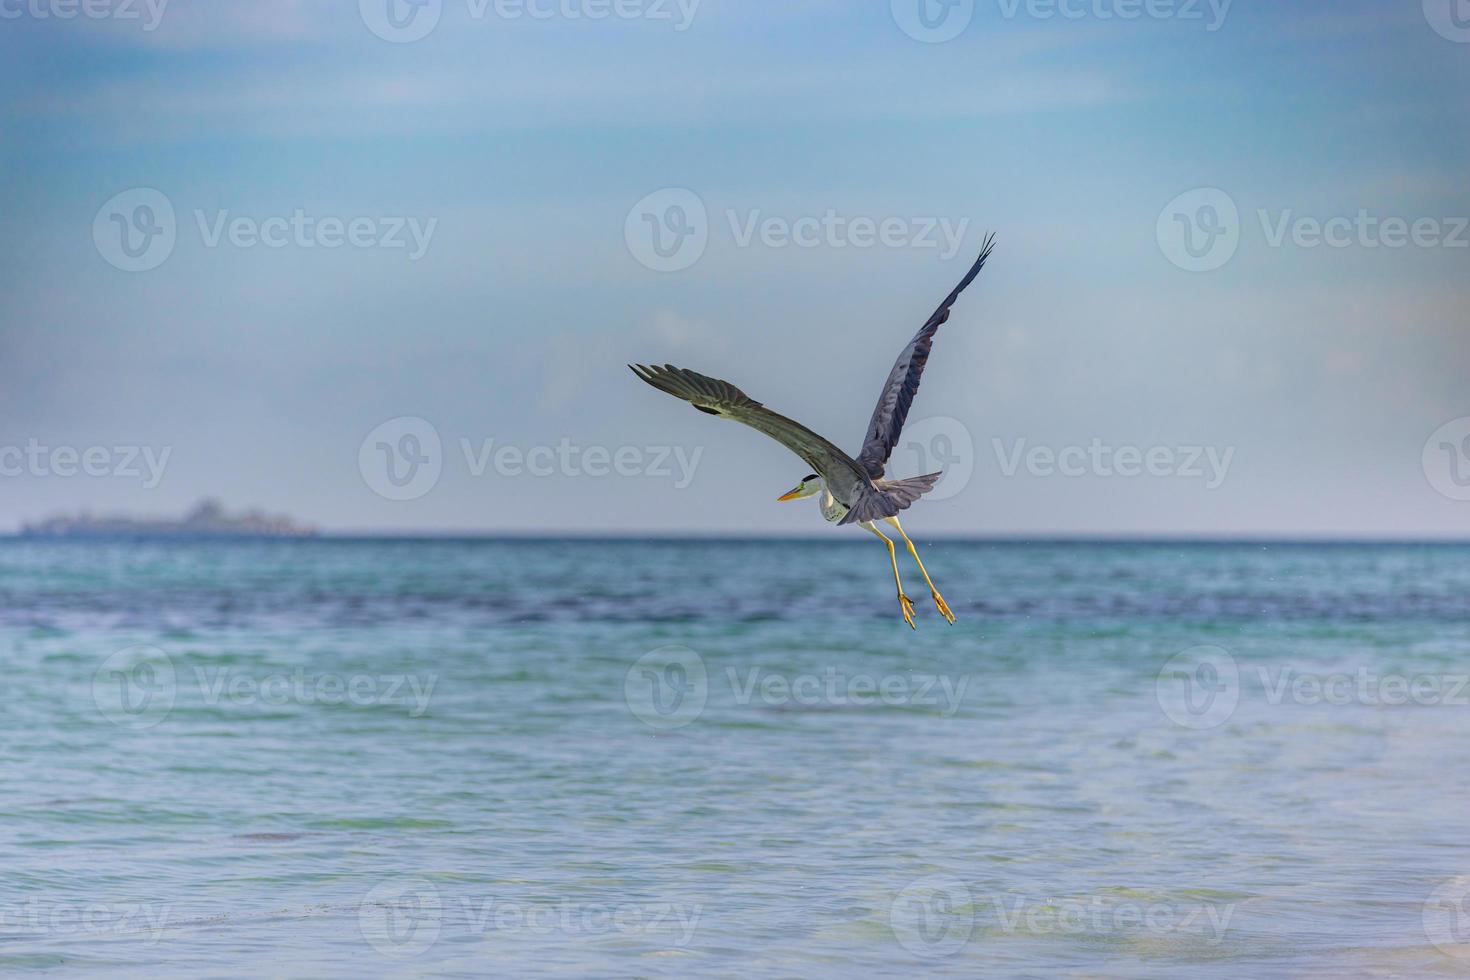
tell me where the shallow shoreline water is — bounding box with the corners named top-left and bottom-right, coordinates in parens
top-left (2, 538), bottom-right (1468, 977)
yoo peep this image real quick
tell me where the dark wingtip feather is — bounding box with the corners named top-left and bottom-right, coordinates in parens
top-left (630, 363), bottom-right (666, 389)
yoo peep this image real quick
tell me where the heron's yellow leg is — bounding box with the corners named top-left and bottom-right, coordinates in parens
top-left (885, 517), bottom-right (955, 624)
top-left (862, 522), bottom-right (916, 629)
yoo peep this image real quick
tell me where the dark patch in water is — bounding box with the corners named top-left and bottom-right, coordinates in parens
top-left (235, 832), bottom-right (307, 842)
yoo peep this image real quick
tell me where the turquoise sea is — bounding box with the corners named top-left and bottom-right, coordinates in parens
top-left (2, 538), bottom-right (1469, 977)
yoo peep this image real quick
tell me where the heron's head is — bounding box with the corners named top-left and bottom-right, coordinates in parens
top-left (777, 474), bottom-right (824, 502)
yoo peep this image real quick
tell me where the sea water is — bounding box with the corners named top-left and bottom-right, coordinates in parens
top-left (2, 538), bottom-right (1468, 977)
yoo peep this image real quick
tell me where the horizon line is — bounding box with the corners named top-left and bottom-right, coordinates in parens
top-left (4, 531), bottom-right (1470, 545)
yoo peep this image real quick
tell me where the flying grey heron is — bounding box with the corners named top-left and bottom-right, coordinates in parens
top-left (631, 234), bottom-right (995, 628)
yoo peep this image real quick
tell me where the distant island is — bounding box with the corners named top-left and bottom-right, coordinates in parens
top-left (19, 499), bottom-right (317, 539)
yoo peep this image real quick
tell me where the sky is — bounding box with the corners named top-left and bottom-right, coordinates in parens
top-left (1, 0), bottom-right (1468, 536)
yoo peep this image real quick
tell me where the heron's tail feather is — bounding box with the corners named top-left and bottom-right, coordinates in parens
top-left (876, 472), bottom-right (942, 507)
top-left (838, 472), bottom-right (942, 525)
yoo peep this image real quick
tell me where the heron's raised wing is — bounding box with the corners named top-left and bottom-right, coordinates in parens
top-left (630, 363), bottom-right (876, 495)
top-left (855, 234), bottom-right (996, 478)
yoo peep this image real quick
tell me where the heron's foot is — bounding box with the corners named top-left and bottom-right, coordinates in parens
top-left (897, 593), bottom-right (917, 629)
top-left (931, 591), bottom-right (956, 625)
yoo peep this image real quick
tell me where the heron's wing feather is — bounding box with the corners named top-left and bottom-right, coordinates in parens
top-left (855, 234), bottom-right (996, 477)
top-left (630, 363), bottom-right (875, 489)
top-left (836, 472), bottom-right (942, 526)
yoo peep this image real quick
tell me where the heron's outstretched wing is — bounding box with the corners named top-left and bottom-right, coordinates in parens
top-left (855, 234), bottom-right (996, 478)
top-left (630, 363), bottom-right (874, 487)
top-left (632, 363), bottom-right (942, 526)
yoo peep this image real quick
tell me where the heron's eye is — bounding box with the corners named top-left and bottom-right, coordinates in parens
top-left (803, 473), bottom-right (818, 482)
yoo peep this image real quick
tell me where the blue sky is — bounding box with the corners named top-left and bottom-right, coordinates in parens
top-left (2, 0), bottom-right (1468, 535)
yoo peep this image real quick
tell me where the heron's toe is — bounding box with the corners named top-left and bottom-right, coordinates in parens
top-left (932, 592), bottom-right (956, 625)
top-left (898, 594), bottom-right (917, 630)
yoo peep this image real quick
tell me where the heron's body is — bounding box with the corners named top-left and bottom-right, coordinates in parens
top-left (632, 235), bottom-right (996, 628)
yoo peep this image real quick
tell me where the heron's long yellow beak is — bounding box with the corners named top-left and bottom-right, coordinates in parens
top-left (777, 487), bottom-right (803, 502)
